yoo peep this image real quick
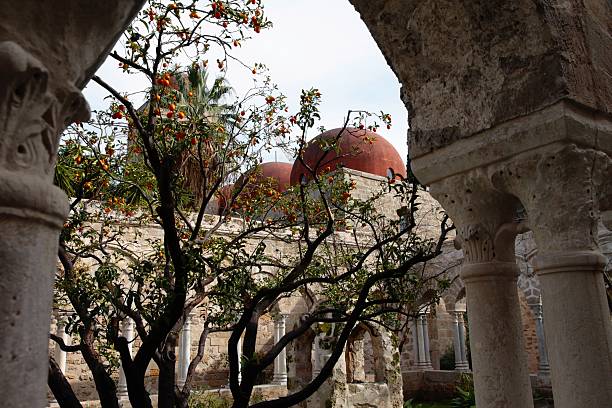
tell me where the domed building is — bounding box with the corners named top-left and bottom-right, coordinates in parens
top-left (290, 127), bottom-right (406, 185)
top-left (216, 162), bottom-right (293, 215)
top-left (242, 161), bottom-right (293, 193)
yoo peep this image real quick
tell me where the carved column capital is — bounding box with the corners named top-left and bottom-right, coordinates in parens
top-left (0, 41), bottom-right (91, 225)
top-left (431, 170), bottom-right (525, 265)
top-left (490, 143), bottom-right (612, 254)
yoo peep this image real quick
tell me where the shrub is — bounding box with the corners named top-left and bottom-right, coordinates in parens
top-left (450, 373), bottom-right (475, 408)
top-left (439, 346), bottom-right (455, 370)
top-left (189, 390), bottom-right (232, 408)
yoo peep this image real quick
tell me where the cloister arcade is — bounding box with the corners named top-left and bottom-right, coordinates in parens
top-left (1, 1), bottom-right (611, 407)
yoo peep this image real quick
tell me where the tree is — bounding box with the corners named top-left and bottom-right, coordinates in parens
top-left (49, 1), bottom-right (454, 408)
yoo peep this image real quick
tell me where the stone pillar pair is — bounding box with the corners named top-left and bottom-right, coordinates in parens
top-left (411, 309), bottom-right (433, 370)
top-left (449, 306), bottom-right (469, 371)
top-left (430, 143), bottom-right (612, 407)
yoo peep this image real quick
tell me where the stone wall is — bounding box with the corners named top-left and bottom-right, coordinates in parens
top-left (402, 370), bottom-right (463, 401)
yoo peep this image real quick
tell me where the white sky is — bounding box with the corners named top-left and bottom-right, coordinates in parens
top-left (83, 0), bottom-right (408, 163)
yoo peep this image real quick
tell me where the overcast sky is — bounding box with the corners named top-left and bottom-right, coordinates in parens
top-left (83, 0), bottom-right (408, 163)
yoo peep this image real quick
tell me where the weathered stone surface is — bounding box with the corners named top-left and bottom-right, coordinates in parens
top-left (0, 2), bottom-right (145, 407)
top-left (349, 0), bottom-right (612, 157)
top-left (318, 325), bottom-right (403, 408)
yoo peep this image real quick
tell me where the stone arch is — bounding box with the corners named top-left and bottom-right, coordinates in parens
top-left (436, 243), bottom-right (464, 307)
top-left (441, 269), bottom-right (465, 308)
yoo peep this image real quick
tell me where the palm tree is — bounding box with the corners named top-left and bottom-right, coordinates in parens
top-left (172, 66), bottom-right (237, 208)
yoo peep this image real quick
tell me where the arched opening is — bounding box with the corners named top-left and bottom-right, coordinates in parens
top-left (345, 324), bottom-right (385, 383)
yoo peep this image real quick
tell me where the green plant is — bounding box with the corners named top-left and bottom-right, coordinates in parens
top-left (450, 373), bottom-right (475, 408)
top-left (404, 401), bottom-right (454, 408)
top-left (439, 346), bottom-right (455, 370)
top-left (189, 390), bottom-right (232, 408)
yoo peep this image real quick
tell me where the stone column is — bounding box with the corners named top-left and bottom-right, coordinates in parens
top-left (421, 313), bottom-right (433, 369)
top-left (491, 144), bottom-right (612, 407)
top-left (312, 334), bottom-right (332, 380)
top-left (450, 311), bottom-right (461, 370)
top-left (409, 319), bottom-right (419, 367)
top-left (272, 314), bottom-right (288, 385)
top-left (450, 306), bottom-right (469, 371)
top-left (53, 312), bottom-right (70, 374)
top-left (529, 297), bottom-right (550, 377)
top-left (0, 4), bottom-right (145, 406)
top-left (117, 318), bottom-right (134, 396)
top-left (237, 336), bottom-right (242, 383)
top-left (177, 314), bottom-right (193, 387)
top-left (414, 310), bottom-right (433, 370)
top-left (432, 175), bottom-right (534, 408)
top-left (311, 337), bottom-right (320, 380)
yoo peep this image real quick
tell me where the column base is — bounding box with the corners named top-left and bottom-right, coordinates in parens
top-left (271, 375), bottom-right (288, 386)
top-left (415, 363), bottom-right (433, 370)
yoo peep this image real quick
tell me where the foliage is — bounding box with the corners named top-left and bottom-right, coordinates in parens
top-left (189, 390), bottom-right (232, 408)
top-left (450, 373), bottom-right (475, 408)
top-left (48, 1), bottom-right (453, 408)
top-left (439, 346), bottom-right (455, 371)
top-left (404, 400), bottom-right (453, 408)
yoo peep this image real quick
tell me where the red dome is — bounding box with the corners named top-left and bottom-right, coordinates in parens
top-left (290, 128), bottom-right (405, 185)
top-left (235, 162), bottom-right (293, 195)
top-left (216, 184), bottom-right (234, 215)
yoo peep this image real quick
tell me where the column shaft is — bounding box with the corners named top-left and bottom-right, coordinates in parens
top-left (457, 312), bottom-right (469, 369)
top-left (421, 314), bottom-right (433, 369)
top-left (55, 322), bottom-right (69, 373)
top-left (415, 317), bottom-right (427, 369)
top-left (237, 336), bottom-right (242, 383)
top-left (272, 315), bottom-right (288, 385)
top-left (117, 318), bottom-right (134, 396)
top-left (530, 300), bottom-right (550, 376)
top-left (452, 312), bottom-right (469, 371)
top-left (535, 252), bottom-right (612, 407)
top-left (177, 315), bottom-right (192, 387)
top-left (409, 319), bottom-right (419, 368)
top-left (451, 312), bottom-right (462, 370)
top-left (312, 338), bottom-right (320, 380)
top-left (463, 262), bottom-right (533, 407)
